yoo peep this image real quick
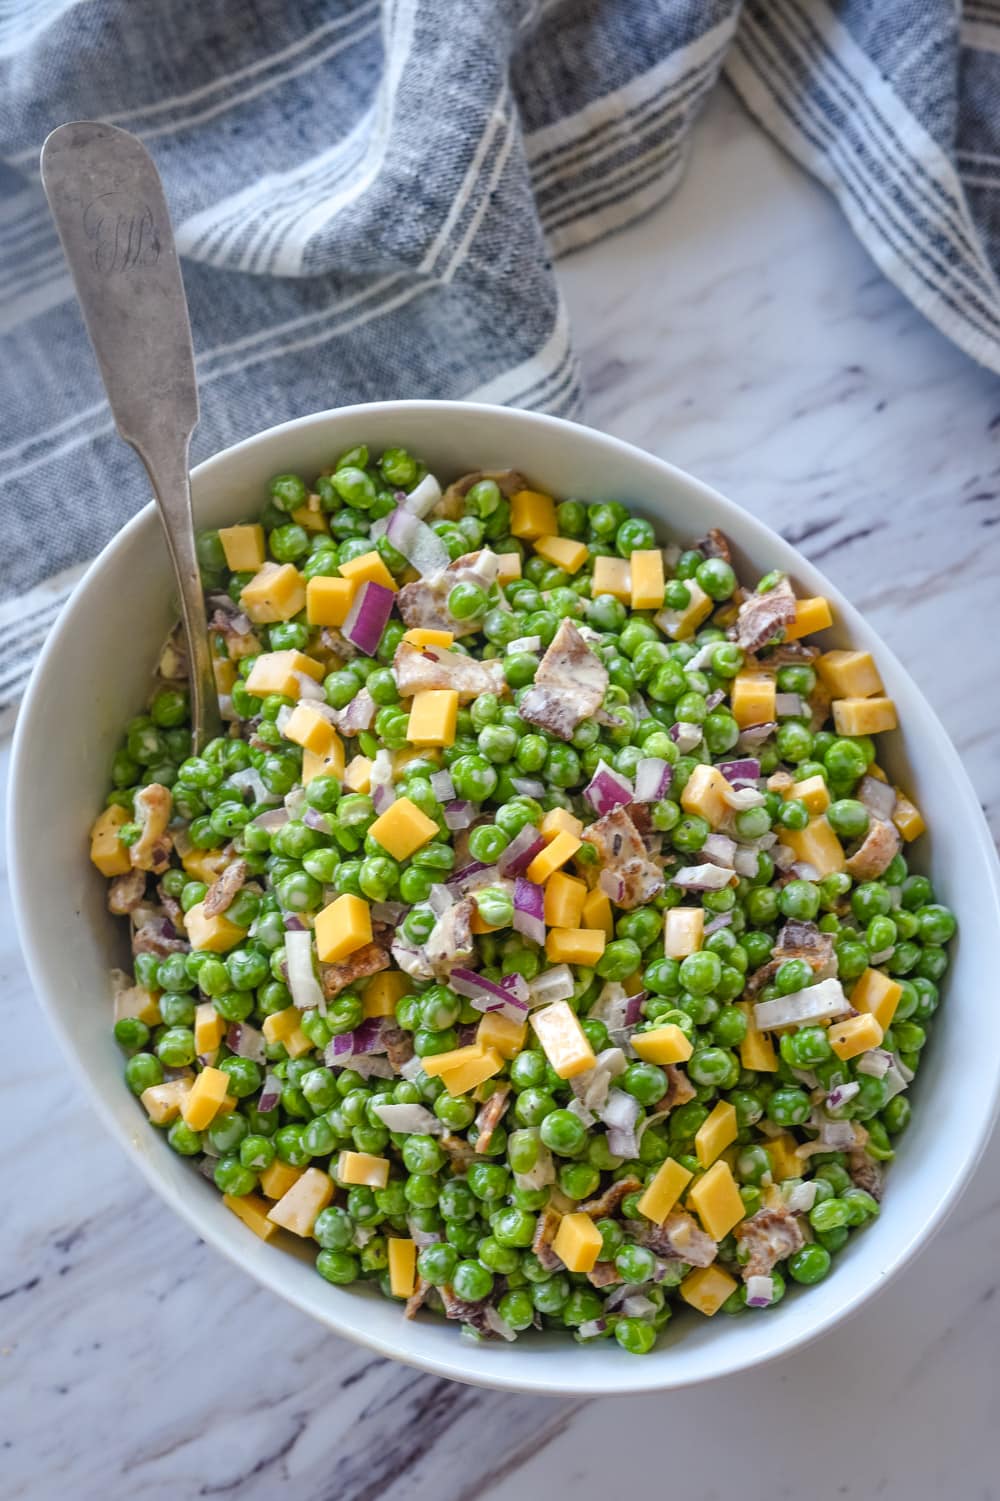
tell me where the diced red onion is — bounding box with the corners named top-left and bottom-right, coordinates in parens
top-left (704, 689), bottom-right (725, 712)
top-left (450, 967), bottom-right (530, 1022)
top-left (775, 691), bottom-right (805, 718)
top-left (342, 581), bottom-right (395, 656)
top-left (606, 1281), bottom-right (650, 1311)
top-left (746, 1275), bottom-right (775, 1308)
top-left (701, 833), bottom-right (737, 868)
top-left (512, 877), bottom-right (545, 946)
top-left (508, 635), bottom-right (541, 653)
top-left (457, 1022), bottom-right (480, 1046)
top-left (895, 1053), bottom-right (915, 1084)
top-left (732, 848), bottom-right (760, 878)
top-left (672, 863), bottom-right (735, 891)
top-left (252, 806), bottom-right (289, 830)
top-left (374, 1102), bottom-right (442, 1134)
top-left (858, 774), bottom-right (897, 822)
top-left (566, 1097), bottom-right (596, 1128)
top-left (587, 982), bottom-right (630, 1031)
top-left (785, 1181), bottom-right (818, 1213)
top-left (258, 1071), bottom-right (282, 1112)
top-left (447, 861), bottom-right (497, 893)
top-left (386, 505), bottom-right (451, 576)
top-left (370, 749), bottom-right (396, 816)
top-left (333, 687), bottom-right (377, 734)
top-left (342, 1055), bottom-right (395, 1079)
top-left (754, 977), bottom-right (850, 1030)
top-left (681, 641), bottom-right (717, 673)
top-left (632, 757), bottom-right (672, 804)
top-left (226, 1022), bottom-right (265, 1064)
top-left (621, 1294), bottom-right (657, 1319)
top-left (818, 1119), bottom-right (858, 1149)
top-left (825, 1081), bottom-right (860, 1112)
top-left (428, 882), bottom-right (456, 916)
top-left (401, 473), bottom-right (442, 517)
top-left (704, 911), bottom-right (733, 935)
top-left (721, 783), bottom-right (767, 810)
top-left (600, 1088), bottom-right (640, 1157)
top-left (327, 1017), bottom-right (388, 1063)
top-left (528, 965), bottom-right (575, 1005)
top-left (371, 900), bottom-right (408, 924)
top-left (283, 913), bottom-right (306, 932)
top-left (624, 991), bottom-right (646, 1025)
top-left (883, 1062), bottom-right (910, 1100)
top-left (284, 786), bottom-right (307, 818)
top-left (482, 1307), bottom-right (518, 1342)
top-left (868, 945), bottom-right (895, 965)
top-left (443, 800), bottom-right (476, 830)
top-left (670, 721), bottom-right (702, 753)
top-left (773, 843), bottom-right (797, 871)
top-left (293, 671), bottom-right (325, 702)
top-left (584, 760), bottom-right (634, 816)
top-left (302, 807), bottom-right (332, 833)
top-left (718, 757), bottom-right (761, 786)
top-left (399, 1054), bottom-right (426, 1082)
top-left (738, 721), bottom-right (778, 747)
top-left (372, 784), bottom-right (395, 814)
top-left (497, 823), bottom-right (546, 878)
top-left (577, 1318), bottom-right (608, 1339)
top-left (856, 1048), bottom-right (893, 1079)
top-left (500, 972), bottom-right (531, 1004)
top-left (510, 776), bottom-right (546, 799)
top-left (790, 861), bottom-right (821, 881)
top-left (407, 1219), bottom-right (443, 1248)
top-left (228, 767), bottom-right (280, 806)
top-left (430, 769), bottom-right (455, 802)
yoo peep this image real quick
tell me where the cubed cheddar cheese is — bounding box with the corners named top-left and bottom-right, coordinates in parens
top-left (302, 733), bottom-right (346, 785)
top-left (527, 829), bottom-right (580, 884)
top-left (511, 490), bottom-right (558, 540)
top-left (337, 1151), bottom-right (390, 1189)
top-left (262, 1005), bottom-right (313, 1059)
top-left (851, 967), bottom-right (903, 1031)
top-left (184, 900), bottom-right (247, 954)
top-left (681, 763), bottom-right (732, 828)
top-left (402, 628), bottom-right (454, 647)
top-left (778, 818), bottom-right (846, 877)
top-left (337, 549), bottom-right (398, 592)
top-left (656, 579), bottom-right (713, 640)
top-left (817, 649), bottom-right (883, 699)
top-left (631, 1023), bottom-right (693, 1066)
top-left (637, 1156), bottom-right (693, 1224)
top-left (688, 1160), bottom-right (744, 1241)
top-left (314, 893), bottom-right (373, 963)
top-left (581, 886), bottom-right (613, 937)
top-left (477, 1012), bottom-right (527, 1059)
top-left (545, 928), bottom-right (606, 965)
top-left (630, 549), bottom-right (665, 610)
top-left (432, 1045), bottom-right (506, 1097)
top-left (829, 1012), bottom-right (884, 1061)
top-left (530, 1001), bottom-right (596, 1080)
top-left (363, 970), bottom-right (410, 1018)
top-left (736, 1001), bottom-right (777, 1072)
top-left (89, 804), bottom-right (132, 877)
top-left (195, 1001), bottom-right (226, 1057)
top-left (540, 807), bottom-right (584, 843)
top-left (765, 1132), bottom-right (803, 1182)
top-left (664, 906), bottom-right (704, 959)
top-left (832, 697), bottom-right (898, 737)
top-left (290, 500), bottom-right (330, 534)
top-left (591, 556), bottom-right (632, 602)
top-left (140, 1078), bottom-right (192, 1125)
top-left (245, 650), bottom-right (324, 700)
top-left (306, 575), bottom-right (355, 627)
top-left (114, 983), bottom-right (161, 1027)
top-left (181, 847), bottom-right (229, 883)
top-left (181, 1067), bottom-right (232, 1130)
top-left (407, 689), bottom-right (458, 747)
top-left (533, 534), bottom-right (589, 574)
top-left (552, 1212), bottom-right (603, 1273)
top-left (393, 746), bottom-right (440, 775)
top-left (470, 905), bottom-right (502, 936)
top-left (369, 797), bottom-right (439, 860)
top-left (213, 656), bottom-right (237, 695)
top-left (343, 755), bottom-right (373, 793)
top-left (790, 774), bottom-right (830, 815)
top-left (695, 1101), bottom-right (738, 1169)
top-left (679, 1264), bottom-right (738, 1317)
top-left (892, 788), bottom-right (925, 841)
top-left (544, 871), bottom-right (587, 928)
top-left (388, 1237), bottom-right (417, 1298)
top-left (224, 1192), bottom-right (280, 1242)
top-left (731, 672), bottom-right (777, 728)
top-left (267, 1166), bottom-right (334, 1236)
top-left (218, 523), bottom-right (266, 572)
top-left (240, 562), bottom-right (306, 623)
top-left (785, 596), bottom-right (833, 641)
top-left (284, 703), bottom-right (335, 756)
top-left (260, 1160), bottom-right (305, 1200)
top-left (495, 552), bottom-right (522, 584)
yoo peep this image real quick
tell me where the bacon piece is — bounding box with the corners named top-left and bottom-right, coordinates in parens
top-left (383, 1024), bottom-right (415, 1073)
top-left (157, 623), bottom-right (189, 680)
top-left (845, 818), bottom-right (902, 881)
top-left (532, 1206), bottom-right (565, 1271)
top-left (580, 1175), bottom-right (643, 1220)
top-left (209, 608), bottom-right (259, 660)
top-left (438, 1285), bottom-right (497, 1334)
top-left (203, 858), bottom-right (248, 918)
top-left (586, 1260), bottom-right (623, 1288)
top-left (474, 1085), bottom-right (511, 1154)
top-left (694, 527), bottom-right (733, 565)
top-left (519, 619), bottom-right (608, 741)
top-left (736, 576), bottom-right (797, 653)
top-left (108, 868), bottom-right (147, 915)
top-left (774, 920), bottom-right (835, 971)
top-left (435, 468), bottom-right (528, 521)
top-left (404, 1276), bottom-right (435, 1319)
top-left (392, 640), bottom-right (507, 701)
top-left (131, 912), bottom-right (189, 956)
top-left (156, 881), bottom-right (186, 932)
top-left (320, 941), bottom-right (390, 998)
top-left (440, 1132), bottom-right (476, 1169)
top-left (587, 807), bottom-right (664, 910)
top-left (807, 676), bottom-right (833, 734)
top-left (661, 1064), bottom-right (696, 1112)
top-left (848, 1147), bottom-right (884, 1202)
top-left (397, 550), bottom-right (499, 638)
top-left (639, 1210), bottom-right (717, 1267)
top-left (734, 1203), bottom-right (805, 1280)
top-left (129, 784), bottom-right (173, 874)
top-left (423, 897), bottom-right (475, 978)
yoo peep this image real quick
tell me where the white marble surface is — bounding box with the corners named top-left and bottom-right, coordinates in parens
top-left (4, 84), bottom-right (1000, 1499)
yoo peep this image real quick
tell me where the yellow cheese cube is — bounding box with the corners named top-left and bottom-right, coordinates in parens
top-left (181, 847), bottom-right (229, 883)
top-left (664, 906), bottom-right (704, 958)
top-left (511, 489), bottom-right (558, 539)
top-left (284, 703), bottom-right (335, 756)
top-left (140, 1078), bottom-right (192, 1125)
top-left (851, 967), bottom-right (903, 1031)
top-left (545, 928), bottom-right (606, 965)
top-left (181, 1067), bottom-right (232, 1130)
top-left (114, 983), bottom-right (162, 1027)
top-left (630, 549), bottom-right (665, 610)
top-left (470, 905), bottom-right (502, 936)
top-left (581, 886), bottom-right (614, 937)
top-left (656, 579), bottom-right (713, 639)
top-left (213, 656), bottom-right (238, 695)
top-left (530, 1001), bottom-right (596, 1080)
top-left (388, 1237), bottom-right (417, 1298)
top-left (343, 755), bottom-right (373, 793)
top-left (832, 697), bottom-right (898, 737)
top-left (261, 1005), bottom-right (313, 1059)
top-left (314, 893), bottom-right (373, 963)
top-left (790, 774), bottom-right (830, 814)
top-left (363, 970), bottom-right (410, 1018)
top-left (245, 650), bottom-right (324, 699)
top-left (407, 689), bottom-right (459, 747)
top-left (680, 1264), bottom-right (738, 1317)
top-left (392, 746), bottom-right (441, 776)
top-left (778, 818), bottom-right (846, 877)
top-left (224, 1192), bottom-right (280, 1242)
top-left (337, 549), bottom-right (398, 592)
top-left (89, 804), bottom-right (132, 877)
top-left (336, 1151), bottom-right (390, 1189)
top-left (543, 871), bottom-right (587, 928)
top-left (637, 1156), bottom-right (693, 1224)
top-left (218, 523), bottom-right (265, 572)
top-left (688, 1160), bottom-right (744, 1241)
top-left (290, 500), bottom-right (330, 534)
top-left (695, 1101), bottom-right (738, 1169)
top-left (736, 1002), bottom-right (778, 1072)
top-left (681, 763), bottom-right (732, 828)
top-left (552, 1212), bottom-right (603, 1273)
top-left (195, 1001), bottom-right (225, 1057)
top-left (541, 807), bottom-right (584, 843)
top-left (868, 763), bottom-right (888, 782)
top-left (527, 829), bottom-right (581, 884)
top-left (632, 1024), bottom-right (693, 1066)
top-left (764, 1132), bottom-right (802, 1182)
top-left (184, 901), bottom-right (247, 954)
top-left (817, 649), bottom-right (883, 699)
top-left (732, 672), bottom-right (777, 728)
top-left (892, 788), bottom-right (925, 842)
top-left (302, 733), bottom-right (345, 785)
top-left (240, 562), bottom-right (306, 623)
top-left (369, 797), bottom-right (439, 860)
top-left (267, 1166), bottom-right (334, 1237)
top-left (421, 1042), bottom-right (486, 1077)
top-left (402, 627), bottom-right (454, 647)
top-left (496, 552), bottom-right (522, 584)
top-left (477, 1012), bottom-right (527, 1059)
top-left (829, 1012), bottom-right (884, 1061)
top-left (259, 1160), bottom-right (305, 1200)
top-left (439, 1047), bottom-right (506, 1097)
top-left (533, 534), bottom-right (589, 574)
top-left (591, 556), bottom-right (632, 602)
top-left (784, 596), bottom-right (833, 641)
top-left (306, 575), bottom-right (355, 627)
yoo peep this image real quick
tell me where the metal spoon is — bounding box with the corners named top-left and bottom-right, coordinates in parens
top-left (40, 121), bottom-right (220, 751)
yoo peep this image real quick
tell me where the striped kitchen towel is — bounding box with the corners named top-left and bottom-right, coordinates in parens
top-left (4, 0), bottom-right (1000, 720)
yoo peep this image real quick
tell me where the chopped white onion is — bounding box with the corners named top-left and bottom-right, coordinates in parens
top-left (528, 965), bottom-right (575, 1005)
top-left (746, 1275), bottom-right (775, 1308)
top-left (284, 929), bottom-right (324, 1012)
top-left (753, 976), bottom-right (850, 1031)
top-left (373, 1102), bottom-right (443, 1134)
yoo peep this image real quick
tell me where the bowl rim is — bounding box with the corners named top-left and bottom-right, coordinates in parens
top-left (9, 398), bottom-right (1000, 1395)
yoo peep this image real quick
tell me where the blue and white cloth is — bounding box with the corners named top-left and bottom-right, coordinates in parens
top-left (4, 0), bottom-right (1000, 715)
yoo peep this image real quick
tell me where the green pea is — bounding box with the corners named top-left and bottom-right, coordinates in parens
top-left (827, 799), bottom-right (870, 840)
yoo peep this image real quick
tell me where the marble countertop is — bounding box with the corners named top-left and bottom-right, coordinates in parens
top-left (4, 85), bottom-right (999, 1500)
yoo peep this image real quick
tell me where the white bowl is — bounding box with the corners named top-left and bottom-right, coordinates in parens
top-left (10, 401), bottom-right (1000, 1394)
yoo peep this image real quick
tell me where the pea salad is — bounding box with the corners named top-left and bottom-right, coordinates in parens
top-left (91, 446), bottom-right (955, 1354)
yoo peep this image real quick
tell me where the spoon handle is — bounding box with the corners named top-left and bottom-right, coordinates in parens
top-left (40, 121), bottom-right (219, 750)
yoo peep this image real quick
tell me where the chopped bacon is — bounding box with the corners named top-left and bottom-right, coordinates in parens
top-left (404, 1276), bottom-right (435, 1319)
top-left (435, 468), bottom-right (528, 521)
top-left (129, 784), bottom-right (173, 873)
top-left (848, 1147), bottom-right (884, 1202)
top-left (639, 1210), bottom-right (717, 1267)
top-left (392, 640), bottom-right (507, 701)
top-left (694, 527), bottom-right (733, 565)
top-left (734, 1203), bottom-right (805, 1280)
top-left (155, 881), bottom-right (186, 932)
top-left (774, 920), bottom-right (835, 971)
top-left (438, 1285), bottom-right (496, 1335)
top-left (845, 818), bottom-right (902, 881)
top-left (157, 623), bottom-right (189, 680)
top-left (107, 868), bottom-right (147, 915)
top-left (532, 1206), bottom-right (565, 1271)
top-left (209, 609), bottom-right (259, 660)
top-left (321, 941), bottom-right (390, 998)
top-left (519, 619), bottom-right (608, 741)
top-left (580, 1175), bottom-right (643, 1220)
top-left (203, 858), bottom-right (248, 918)
top-left (761, 641), bottom-right (820, 666)
top-left (587, 807), bottom-right (664, 910)
top-left (661, 1064), bottom-right (696, 1112)
top-left (736, 576), bottom-right (797, 653)
top-left (587, 1260), bottom-right (623, 1288)
top-left (424, 897), bottom-right (475, 978)
top-left (440, 1132), bottom-right (476, 1169)
top-left (397, 550), bottom-right (499, 637)
top-left (807, 676), bottom-right (833, 734)
top-left (474, 1085), bottom-right (510, 1153)
top-left (383, 1024), bottom-right (415, 1073)
top-left (132, 912), bottom-right (189, 956)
